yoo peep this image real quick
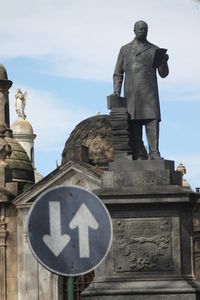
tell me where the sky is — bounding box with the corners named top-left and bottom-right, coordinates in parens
top-left (0, 0), bottom-right (200, 189)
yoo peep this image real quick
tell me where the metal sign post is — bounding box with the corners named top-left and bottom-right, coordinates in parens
top-left (67, 277), bottom-right (74, 300)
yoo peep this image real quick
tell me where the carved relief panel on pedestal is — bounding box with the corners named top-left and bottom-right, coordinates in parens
top-left (114, 218), bottom-right (175, 272)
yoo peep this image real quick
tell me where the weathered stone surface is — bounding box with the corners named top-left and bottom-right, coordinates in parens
top-left (107, 94), bottom-right (148, 160)
top-left (102, 160), bottom-right (182, 188)
top-left (82, 296), bottom-right (198, 300)
top-left (109, 159), bottom-right (175, 171)
top-left (0, 69), bottom-right (12, 131)
top-left (64, 145), bottom-right (89, 163)
top-left (62, 115), bottom-right (113, 167)
top-left (103, 170), bottom-right (172, 187)
top-left (82, 277), bottom-right (200, 299)
top-left (108, 97), bottom-right (130, 154)
top-left (5, 137), bottom-right (35, 184)
top-left (82, 157), bottom-right (199, 299)
top-left (114, 218), bottom-right (172, 272)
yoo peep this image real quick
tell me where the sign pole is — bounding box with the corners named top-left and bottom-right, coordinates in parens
top-left (67, 276), bottom-right (74, 300)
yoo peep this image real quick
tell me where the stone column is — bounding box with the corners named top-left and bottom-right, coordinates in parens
top-left (193, 198), bottom-right (200, 281)
top-left (0, 78), bottom-right (12, 135)
top-left (0, 206), bottom-right (7, 300)
top-left (0, 124), bottom-right (14, 300)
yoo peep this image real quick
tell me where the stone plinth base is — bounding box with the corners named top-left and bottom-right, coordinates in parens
top-left (82, 279), bottom-right (200, 299)
top-left (102, 160), bottom-right (182, 188)
top-left (83, 294), bottom-right (199, 300)
top-left (82, 159), bottom-right (199, 299)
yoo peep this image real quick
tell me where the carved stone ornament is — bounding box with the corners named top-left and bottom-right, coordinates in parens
top-left (71, 175), bottom-right (89, 189)
top-left (0, 207), bottom-right (7, 245)
top-left (0, 124), bottom-right (11, 163)
top-left (114, 218), bottom-right (173, 272)
top-left (0, 221), bottom-right (7, 246)
top-left (0, 207), bottom-right (8, 300)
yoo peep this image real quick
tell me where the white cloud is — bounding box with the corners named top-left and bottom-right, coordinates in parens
top-left (9, 85), bottom-right (95, 152)
top-left (0, 0), bottom-right (199, 82)
top-left (1, 0), bottom-right (200, 180)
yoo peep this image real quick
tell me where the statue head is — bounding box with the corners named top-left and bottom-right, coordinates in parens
top-left (134, 20), bottom-right (148, 42)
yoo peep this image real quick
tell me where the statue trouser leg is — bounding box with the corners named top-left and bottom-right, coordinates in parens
top-left (129, 120), bottom-right (148, 160)
top-left (145, 119), bottom-right (161, 159)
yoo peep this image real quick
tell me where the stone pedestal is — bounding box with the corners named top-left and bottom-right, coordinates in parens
top-left (82, 160), bottom-right (200, 299)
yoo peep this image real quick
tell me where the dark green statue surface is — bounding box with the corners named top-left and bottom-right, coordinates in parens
top-left (113, 20), bottom-right (169, 160)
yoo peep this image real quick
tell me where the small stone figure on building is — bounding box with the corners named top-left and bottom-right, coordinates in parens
top-left (15, 89), bottom-right (27, 120)
top-left (113, 20), bottom-right (169, 160)
top-left (176, 162), bottom-right (191, 188)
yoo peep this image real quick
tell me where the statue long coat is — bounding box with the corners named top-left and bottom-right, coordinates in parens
top-left (113, 39), bottom-right (166, 121)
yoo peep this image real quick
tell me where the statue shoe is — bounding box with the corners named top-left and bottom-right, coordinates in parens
top-left (149, 152), bottom-right (163, 160)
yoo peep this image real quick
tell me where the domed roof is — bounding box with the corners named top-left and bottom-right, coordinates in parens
top-left (11, 118), bottom-right (34, 135)
top-left (5, 136), bottom-right (34, 184)
top-left (0, 64), bottom-right (12, 88)
top-left (62, 114), bottom-right (113, 167)
top-left (0, 64), bottom-right (8, 80)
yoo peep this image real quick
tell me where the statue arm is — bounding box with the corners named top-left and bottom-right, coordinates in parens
top-left (113, 48), bottom-right (124, 96)
top-left (158, 53), bottom-right (169, 78)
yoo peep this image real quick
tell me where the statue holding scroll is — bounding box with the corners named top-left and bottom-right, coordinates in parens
top-left (113, 20), bottom-right (169, 160)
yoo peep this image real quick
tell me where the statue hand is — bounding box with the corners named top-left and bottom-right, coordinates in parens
top-left (161, 53), bottom-right (169, 64)
top-left (113, 92), bottom-right (120, 97)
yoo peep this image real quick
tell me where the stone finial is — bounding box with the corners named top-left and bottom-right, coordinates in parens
top-left (0, 64), bottom-right (8, 80)
top-left (176, 162), bottom-right (186, 176)
top-left (176, 162), bottom-right (191, 188)
top-left (0, 64), bottom-right (12, 134)
top-left (0, 124), bottom-right (12, 162)
top-left (15, 89), bottom-right (27, 120)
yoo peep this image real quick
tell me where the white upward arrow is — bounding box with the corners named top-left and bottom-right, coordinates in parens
top-left (69, 203), bottom-right (99, 258)
top-left (43, 202), bottom-right (71, 256)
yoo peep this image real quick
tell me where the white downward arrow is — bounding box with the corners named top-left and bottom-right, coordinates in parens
top-left (69, 203), bottom-right (99, 258)
top-left (43, 202), bottom-right (70, 256)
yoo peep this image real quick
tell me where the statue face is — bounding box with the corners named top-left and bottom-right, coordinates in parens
top-left (134, 22), bottom-right (148, 42)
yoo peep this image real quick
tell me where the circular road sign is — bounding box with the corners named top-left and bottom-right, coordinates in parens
top-left (27, 186), bottom-right (113, 276)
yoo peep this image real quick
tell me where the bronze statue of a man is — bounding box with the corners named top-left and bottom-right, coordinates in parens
top-left (113, 20), bottom-right (169, 160)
